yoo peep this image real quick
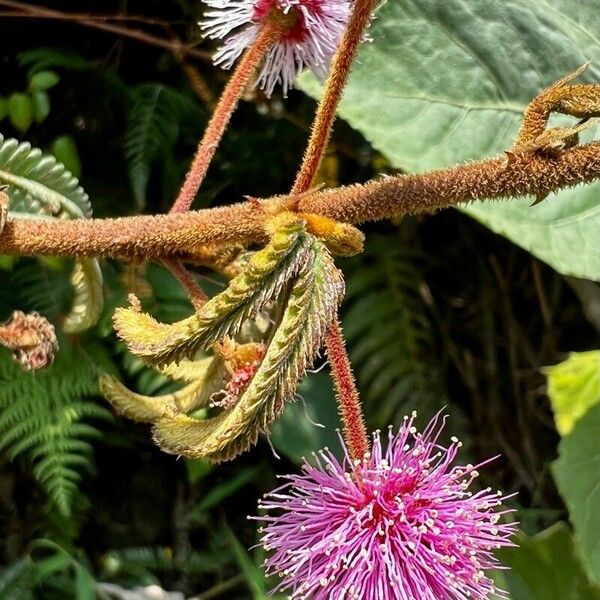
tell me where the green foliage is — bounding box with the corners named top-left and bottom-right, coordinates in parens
top-left (0, 69), bottom-right (59, 133)
top-left (544, 350), bottom-right (600, 436)
top-left (553, 404), bottom-right (600, 586)
top-left (300, 0), bottom-right (600, 281)
top-left (124, 83), bottom-right (204, 209)
top-left (0, 133), bottom-right (90, 217)
top-left (7, 93), bottom-right (33, 133)
top-left (0, 558), bottom-right (34, 600)
top-left (0, 133), bottom-right (103, 332)
top-left (497, 523), bottom-right (600, 599)
top-left (0, 343), bottom-right (112, 515)
top-left (342, 232), bottom-right (446, 426)
top-left (0, 539), bottom-right (96, 600)
top-left (271, 371), bottom-right (342, 463)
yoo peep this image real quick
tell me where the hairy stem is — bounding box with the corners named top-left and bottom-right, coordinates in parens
top-left (2, 142), bottom-right (598, 259)
top-left (170, 21), bottom-right (284, 213)
top-left (326, 320), bottom-right (369, 461)
top-left (291, 0), bottom-right (377, 193)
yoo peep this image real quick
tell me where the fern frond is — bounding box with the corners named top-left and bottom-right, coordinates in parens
top-left (125, 85), bottom-right (179, 208)
top-left (0, 134), bottom-right (103, 332)
top-left (152, 235), bottom-right (344, 461)
top-left (0, 558), bottom-right (34, 600)
top-left (0, 344), bottom-right (112, 515)
top-left (114, 220), bottom-right (311, 367)
top-left (124, 84), bottom-right (203, 208)
top-left (343, 234), bottom-right (446, 426)
top-left (0, 134), bottom-right (90, 218)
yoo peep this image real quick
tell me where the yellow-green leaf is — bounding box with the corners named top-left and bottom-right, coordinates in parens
top-left (544, 351), bottom-right (600, 435)
top-left (114, 219), bottom-right (312, 367)
top-left (152, 236), bottom-right (344, 462)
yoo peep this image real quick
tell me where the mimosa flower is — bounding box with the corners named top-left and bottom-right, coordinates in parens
top-left (200, 0), bottom-right (351, 96)
top-left (254, 412), bottom-right (517, 599)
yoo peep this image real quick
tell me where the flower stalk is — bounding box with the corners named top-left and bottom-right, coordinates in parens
top-left (170, 19), bottom-right (285, 213)
top-left (325, 319), bottom-right (369, 461)
top-left (291, 0), bottom-right (378, 193)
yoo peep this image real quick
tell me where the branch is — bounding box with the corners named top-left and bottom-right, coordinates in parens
top-left (0, 0), bottom-right (210, 62)
top-left (1, 142), bottom-right (599, 259)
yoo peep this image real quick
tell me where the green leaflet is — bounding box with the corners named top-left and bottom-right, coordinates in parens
top-left (108, 217), bottom-right (344, 462)
top-left (0, 134), bottom-right (102, 332)
top-left (100, 357), bottom-right (226, 423)
top-left (152, 234), bottom-right (344, 461)
top-left (0, 134), bottom-right (90, 217)
top-left (114, 219), bottom-right (314, 367)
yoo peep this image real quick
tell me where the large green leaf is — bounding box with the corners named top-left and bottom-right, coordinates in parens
top-left (300, 0), bottom-right (600, 280)
top-left (497, 523), bottom-right (600, 599)
top-left (544, 350), bottom-right (600, 435)
top-left (271, 371), bottom-right (342, 463)
top-left (553, 404), bottom-right (600, 586)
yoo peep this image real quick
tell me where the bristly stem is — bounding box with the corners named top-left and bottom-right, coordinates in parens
top-left (170, 20), bottom-right (284, 214)
top-left (326, 319), bottom-right (369, 461)
top-left (3, 141), bottom-right (600, 259)
top-left (291, 0), bottom-right (378, 194)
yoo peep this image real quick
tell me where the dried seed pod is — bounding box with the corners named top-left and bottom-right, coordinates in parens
top-left (0, 310), bottom-right (58, 371)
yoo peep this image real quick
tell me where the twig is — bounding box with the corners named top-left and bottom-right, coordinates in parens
top-left (291, 0), bottom-right (378, 193)
top-left (162, 259), bottom-right (208, 310)
top-left (0, 0), bottom-right (211, 62)
top-left (326, 320), bottom-right (369, 461)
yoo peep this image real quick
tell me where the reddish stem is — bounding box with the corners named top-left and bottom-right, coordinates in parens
top-left (326, 320), bottom-right (369, 461)
top-left (170, 21), bottom-right (284, 214)
top-left (162, 259), bottom-right (207, 310)
top-left (291, 0), bottom-right (378, 193)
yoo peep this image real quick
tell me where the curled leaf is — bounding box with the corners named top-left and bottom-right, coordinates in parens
top-left (63, 258), bottom-right (103, 333)
top-left (105, 216), bottom-right (346, 461)
top-left (114, 218), bottom-right (313, 367)
top-left (0, 134), bottom-right (102, 332)
top-left (100, 357), bottom-right (226, 423)
top-left (152, 234), bottom-right (344, 461)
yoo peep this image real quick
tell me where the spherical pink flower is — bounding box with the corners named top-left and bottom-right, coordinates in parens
top-left (200, 0), bottom-right (351, 96)
top-left (255, 412), bottom-right (517, 599)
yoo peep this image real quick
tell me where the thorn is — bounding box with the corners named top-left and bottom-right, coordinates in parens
top-left (530, 192), bottom-right (548, 207)
top-left (554, 62), bottom-right (590, 87)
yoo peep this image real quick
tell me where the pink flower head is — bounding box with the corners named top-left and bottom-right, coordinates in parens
top-left (255, 412), bottom-right (517, 599)
top-left (199, 0), bottom-right (351, 96)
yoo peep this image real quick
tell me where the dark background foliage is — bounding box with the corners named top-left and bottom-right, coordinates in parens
top-left (0, 2), bottom-right (599, 598)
